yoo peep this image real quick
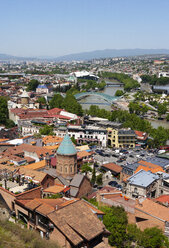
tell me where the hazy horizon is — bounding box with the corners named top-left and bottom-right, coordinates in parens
top-left (1, 0), bottom-right (169, 57)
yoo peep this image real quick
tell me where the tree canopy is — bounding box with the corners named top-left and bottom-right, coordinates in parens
top-left (115, 90), bottom-right (124, 96)
top-left (39, 125), bottom-right (54, 136)
top-left (141, 74), bottom-right (169, 85)
top-left (100, 72), bottom-right (140, 91)
top-left (0, 96), bottom-right (15, 128)
top-left (49, 93), bottom-right (83, 116)
top-left (26, 79), bottom-right (39, 91)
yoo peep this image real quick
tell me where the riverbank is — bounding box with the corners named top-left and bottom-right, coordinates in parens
top-left (145, 118), bottom-right (169, 129)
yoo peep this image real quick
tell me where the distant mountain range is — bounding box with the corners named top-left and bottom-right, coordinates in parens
top-left (1, 49), bottom-right (169, 62)
top-left (54, 49), bottom-right (169, 61)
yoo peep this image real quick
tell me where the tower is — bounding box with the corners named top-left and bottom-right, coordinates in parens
top-left (56, 134), bottom-right (77, 178)
top-left (20, 90), bottom-right (29, 105)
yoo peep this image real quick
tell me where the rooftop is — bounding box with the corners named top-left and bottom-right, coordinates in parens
top-left (136, 198), bottom-right (169, 222)
top-left (127, 169), bottom-right (159, 187)
top-left (102, 163), bottom-right (122, 173)
top-left (57, 134), bottom-right (77, 156)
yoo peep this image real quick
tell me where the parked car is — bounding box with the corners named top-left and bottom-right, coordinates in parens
top-left (117, 184), bottom-right (122, 190)
top-left (108, 181), bottom-right (118, 187)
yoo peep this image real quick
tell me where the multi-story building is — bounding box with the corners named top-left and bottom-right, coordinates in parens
top-left (67, 125), bottom-right (107, 147)
top-left (107, 128), bottom-right (135, 148)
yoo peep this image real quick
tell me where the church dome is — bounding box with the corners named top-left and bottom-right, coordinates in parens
top-left (20, 90), bottom-right (29, 98)
top-left (57, 134), bottom-right (77, 156)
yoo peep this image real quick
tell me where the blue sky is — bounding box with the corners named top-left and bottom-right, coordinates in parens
top-left (0, 0), bottom-right (169, 57)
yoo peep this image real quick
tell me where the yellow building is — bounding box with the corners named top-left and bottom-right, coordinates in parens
top-left (107, 127), bottom-right (136, 148)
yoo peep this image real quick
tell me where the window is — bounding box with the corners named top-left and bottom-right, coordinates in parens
top-left (134, 187), bottom-right (138, 193)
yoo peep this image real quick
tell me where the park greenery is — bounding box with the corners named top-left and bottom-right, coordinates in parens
top-left (115, 89), bottom-right (124, 96)
top-left (0, 96), bottom-right (15, 128)
top-left (78, 78), bottom-right (106, 91)
top-left (100, 71), bottom-right (140, 91)
top-left (86, 105), bottom-right (169, 147)
top-left (128, 102), bottom-right (149, 115)
top-left (49, 92), bottom-right (83, 116)
top-left (141, 74), bottom-right (169, 85)
top-left (0, 220), bottom-right (60, 248)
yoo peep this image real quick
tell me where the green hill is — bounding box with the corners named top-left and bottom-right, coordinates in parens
top-left (0, 220), bottom-right (60, 248)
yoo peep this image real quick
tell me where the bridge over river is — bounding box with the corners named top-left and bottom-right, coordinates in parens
top-left (74, 92), bottom-right (119, 105)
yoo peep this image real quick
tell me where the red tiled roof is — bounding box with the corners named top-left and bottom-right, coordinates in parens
top-left (155, 195), bottom-right (169, 204)
top-left (134, 130), bottom-right (148, 141)
top-left (102, 163), bottom-right (122, 173)
top-left (47, 108), bottom-right (63, 115)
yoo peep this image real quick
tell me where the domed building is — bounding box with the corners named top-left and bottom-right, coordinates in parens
top-left (20, 90), bottom-right (29, 105)
top-left (56, 134), bottom-right (77, 178)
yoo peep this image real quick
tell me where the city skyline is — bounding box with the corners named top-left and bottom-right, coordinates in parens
top-left (1, 0), bottom-right (169, 57)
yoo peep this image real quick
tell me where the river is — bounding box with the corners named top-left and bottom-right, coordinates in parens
top-left (78, 81), bottom-right (169, 129)
top-left (147, 119), bottom-right (169, 129)
top-left (79, 81), bottom-right (123, 111)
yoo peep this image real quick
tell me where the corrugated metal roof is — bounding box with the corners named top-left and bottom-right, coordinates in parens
top-left (128, 169), bottom-right (159, 187)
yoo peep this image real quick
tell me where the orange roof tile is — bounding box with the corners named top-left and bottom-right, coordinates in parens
top-left (77, 150), bottom-right (91, 158)
top-left (136, 198), bottom-right (169, 221)
top-left (42, 136), bottom-right (63, 145)
top-left (23, 160), bottom-right (46, 170)
top-left (102, 163), bottom-right (122, 173)
top-left (155, 195), bottom-right (169, 204)
top-left (135, 165), bottom-right (165, 174)
top-left (43, 185), bottom-right (66, 194)
top-left (138, 160), bottom-right (163, 170)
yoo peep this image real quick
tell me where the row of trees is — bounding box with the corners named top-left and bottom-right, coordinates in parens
top-left (141, 74), bottom-right (169, 85)
top-left (128, 102), bottom-right (149, 115)
top-left (81, 163), bottom-right (103, 186)
top-left (77, 78), bottom-right (106, 91)
top-left (86, 105), bottom-right (169, 147)
top-left (100, 72), bottom-right (140, 91)
top-left (49, 93), bottom-right (83, 116)
top-left (0, 96), bottom-right (15, 128)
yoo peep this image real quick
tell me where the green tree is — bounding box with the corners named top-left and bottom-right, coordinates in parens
top-left (96, 174), bottom-right (103, 186)
top-left (127, 224), bottom-right (142, 244)
top-left (158, 103), bottom-right (167, 117)
top-left (139, 227), bottom-right (169, 248)
top-left (26, 79), bottom-right (39, 91)
top-left (37, 96), bottom-right (46, 105)
top-left (150, 126), bottom-right (169, 147)
top-left (39, 125), bottom-right (54, 135)
top-left (115, 90), bottom-right (124, 96)
top-left (102, 206), bottom-right (128, 247)
top-left (81, 163), bottom-right (92, 175)
top-left (166, 113), bottom-right (169, 121)
top-left (71, 136), bottom-right (77, 145)
top-left (49, 94), bottom-right (64, 109)
top-left (0, 96), bottom-right (8, 125)
top-left (64, 94), bottom-right (83, 116)
top-left (5, 119), bottom-right (15, 128)
top-left (91, 165), bottom-right (96, 185)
